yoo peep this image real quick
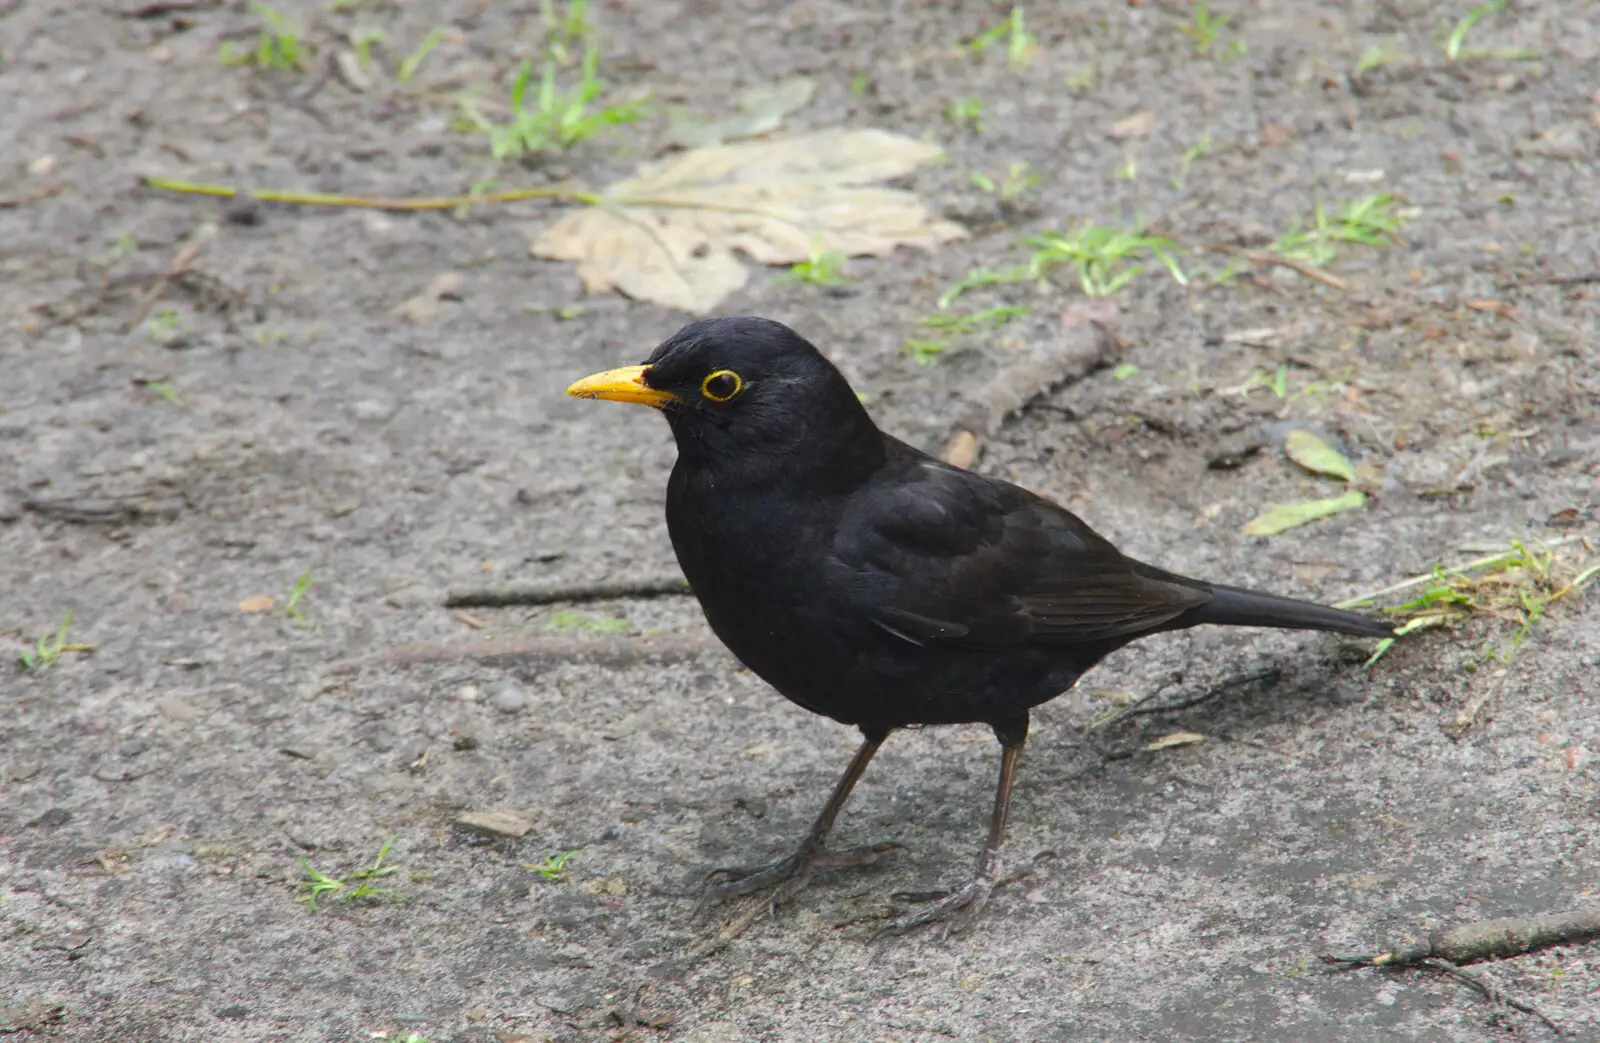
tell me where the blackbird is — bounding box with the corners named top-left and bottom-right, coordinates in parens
top-left (567, 316), bottom-right (1392, 932)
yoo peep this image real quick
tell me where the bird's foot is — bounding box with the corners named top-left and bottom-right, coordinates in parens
top-left (702, 840), bottom-right (901, 910)
top-left (877, 851), bottom-right (1053, 937)
top-left (879, 873), bottom-right (996, 937)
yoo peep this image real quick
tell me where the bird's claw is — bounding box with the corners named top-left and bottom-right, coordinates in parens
top-left (875, 850), bottom-right (1052, 937)
top-left (701, 841), bottom-right (901, 910)
top-left (879, 873), bottom-right (996, 938)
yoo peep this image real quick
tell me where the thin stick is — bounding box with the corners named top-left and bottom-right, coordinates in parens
top-left (127, 224), bottom-right (214, 331)
top-left (142, 176), bottom-right (600, 212)
top-left (1206, 243), bottom-right (1350, 290)
top-left (1323, 928), bottom-right (1577, 1038)
top-left (1420, 959), bottom-right (1562, 1036)
top-left (325, 633), bottom-right (724, 675)
top-left (1447, 666), bottom-right (1512, 737)
top-left (0, 184), bottom-right (64, 208)
top-left (1240, 249), bottom-right (1352, 291)
top-left (444, 578), bottom-right (691, 609)
top-left (1088, 666), bottom-right (1280, 731)
top-left (1325, 906), bottom-right (1600, 968)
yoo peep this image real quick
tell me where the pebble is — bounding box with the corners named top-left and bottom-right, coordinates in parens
top-left (456, 810), bottom-right (533, 838)
top-left (490, 683), bottom-right (526, 714)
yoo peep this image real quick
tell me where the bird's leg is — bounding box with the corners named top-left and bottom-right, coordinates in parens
top-left (881, 738), bottom-right (1026, 936)
top-left (703, 731), bottom-right (899, 909)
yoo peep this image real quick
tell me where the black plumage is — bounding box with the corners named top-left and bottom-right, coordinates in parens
top-left (568, 316), bottom-right (1392, 931)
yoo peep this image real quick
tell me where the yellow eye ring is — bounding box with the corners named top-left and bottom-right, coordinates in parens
top-left (700, 369), bottom-right (744, 402)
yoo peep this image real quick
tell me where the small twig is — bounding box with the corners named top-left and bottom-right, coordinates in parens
top-left (444, 578), bottom-right (691, 609)
top-left (21, 495), bottom-right (183, 525)
top-left (1499, 271), bottom-right (1600, 288)
top-left (1324, 906), bottom-right (1600, 968)
top-left (1446, 665), bottom-right (1512, 738)
top-left (0, 184), bottom-right (64, 208)
top-left (326, 633), bottom-right (725, 675)
top-left (940, 304), bottom-right (1117, 466)
top-left (1088, 666), bottom-right (1280, 731)
top-left (126, 224), bottom-right (216, 331)
top-left (1241, 250), bottom-right (1351, 291)
top-left (1420, 959), bottom-right (1562, 1036)
top-left (682, 900), bottom-right (771, 966)
top-left (1320, 909), bottom-right (1598, 1037)
top-left (1206, 243), bottom-right (1351, 291)
top-left (142, 176), bottom-right (600, 212)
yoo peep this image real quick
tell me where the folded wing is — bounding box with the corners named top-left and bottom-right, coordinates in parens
top-left (829, 453), bottom-right (1212, 649)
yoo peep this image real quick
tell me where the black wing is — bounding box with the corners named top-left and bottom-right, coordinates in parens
top-left (827, 447), bottom-right (1211, 648)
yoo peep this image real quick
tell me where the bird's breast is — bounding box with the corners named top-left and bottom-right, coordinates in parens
top-left (665, 472), bottom-right (860, 713)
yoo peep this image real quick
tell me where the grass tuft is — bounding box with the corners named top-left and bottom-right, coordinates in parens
top-left (1181, 3), bottom-right (1245, 61)
top-left (465, 46), bottom-right (646, 158)
top-left (220, 4), bottom-right (311, 71)
top-left (295, 837), bottom-right (403, 913)
top-left (780, 239), bottom-right (850, 287)
top-left (1342, 539), bottom-right (1599, 666)
top-left (19, 611), bottom-right (98, 672)
top-left (1272, 194), bottom-right (1405, 267)
top-left (968, 6), bottom-right (1037, 70)
top-left (1022, 223), bottom-right (1186, 298)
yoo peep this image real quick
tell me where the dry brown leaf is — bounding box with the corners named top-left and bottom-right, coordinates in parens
top-left (1144, 731), bottom-right (1206, 752)
top-left (237, 595), bottom-right (275, 613)
top-left (531, 128), bottom-right (965, 313)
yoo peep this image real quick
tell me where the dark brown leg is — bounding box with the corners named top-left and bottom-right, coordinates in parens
top-left (703, 731), bottom-right (900, 908)
top-left (881, 739), bottom-right (1026, 935)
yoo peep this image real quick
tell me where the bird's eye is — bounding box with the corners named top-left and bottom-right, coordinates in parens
top-left (700, 369), bottom-right (744, 403)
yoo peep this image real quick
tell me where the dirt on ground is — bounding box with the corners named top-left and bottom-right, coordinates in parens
top-left (3, 1), bottom-right (1598, 1040)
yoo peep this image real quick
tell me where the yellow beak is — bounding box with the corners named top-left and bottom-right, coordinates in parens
top-left (564, 365), bottom-right (678, 408)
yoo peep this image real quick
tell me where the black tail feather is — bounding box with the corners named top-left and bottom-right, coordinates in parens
top-left (1186, 583), bottom-right (1394, 638)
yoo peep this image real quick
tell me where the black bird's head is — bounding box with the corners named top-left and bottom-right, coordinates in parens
top-left (566, 317), bottom-right (882, 482)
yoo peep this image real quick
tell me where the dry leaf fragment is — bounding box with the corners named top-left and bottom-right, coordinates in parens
top-left (531, 128), bottom-right (966, 313)
top-left (1464, 298), bottom-right (1513, 318)
top-left (1108, 110), bottom-right (1158, 139)
top-left (582, 875), bottom-right (628, 896)
top-left (391, 272), bottom-right (463, 324)
top-left (1284, 428), bottom-right (1357, 482)
top-left (456, 811), bottom-right (534, 839)
top-left (1242, 489), bottom-right (1367, 536)
top-left (1144, 731), bottom-right (1206, 752)
top-left (941, 429), bottom-right (979, 469)
top-left (237, 595), bottom-right (276, 613)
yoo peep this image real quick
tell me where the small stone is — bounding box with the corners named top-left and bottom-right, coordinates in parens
top-left (119, 739), bottom-right (150, 758)
top-left (456, 810), bottom-right (534, 839)
top-left (215, 1005), bottom-right (250, 1020)
top-left (157, 697), bottom-right (199, 723)
top-left (28, 808), bottom-right (71, 828)
top-left (350, 398), bottom-right (395, 422)
top-left (490, 683), bottom-right (526, 714)
top-left (456, 683), bottom-right (481, 702)
top-left (452, 731), bottom-right (480, 751)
